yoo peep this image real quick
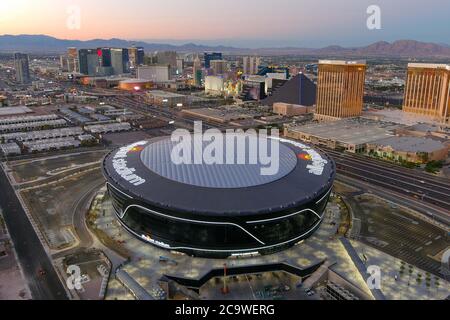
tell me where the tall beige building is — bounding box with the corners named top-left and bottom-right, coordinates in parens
top-left (315, 60), bottom-right (366, 121)
top-left (192, 55), bottom-right (202, 86)
top-left (210, 60), bottom-right (227, 75)
top-left (64, 47), bottom-right (79, 73)
top-left (67, 47), bottom-right (78, 59)
top-left (403, 63), bottom-right (450, 124)
top-left (243, 56), bottom-right (261, 75)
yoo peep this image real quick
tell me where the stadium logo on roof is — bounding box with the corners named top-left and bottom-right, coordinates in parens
top-left (112, 141), bottom-right (147, 186)
top-left (171, 122), bottom-right (280, 176)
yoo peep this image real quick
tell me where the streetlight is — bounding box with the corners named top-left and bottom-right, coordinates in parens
top-left (221, 263), bottom-right (229, 295)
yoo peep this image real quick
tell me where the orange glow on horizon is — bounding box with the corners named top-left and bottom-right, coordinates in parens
top-left (0, 0), bottom-right (448, 47)
top-left (0, 0), bottom-right (327, 42)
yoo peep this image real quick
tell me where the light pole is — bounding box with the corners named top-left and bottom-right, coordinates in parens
top-left (222, 263), bottom-right (229, 295)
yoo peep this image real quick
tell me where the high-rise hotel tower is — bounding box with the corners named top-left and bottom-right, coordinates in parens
top-left (315, 60), bottom-right (366, 121)
top-left (403, 63), bottom-right (450, 124)
top-left (14, 53), bottom-right (31, 84)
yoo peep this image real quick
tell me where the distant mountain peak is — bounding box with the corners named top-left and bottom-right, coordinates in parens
top-left (0, 34), bottom-right (449, 57)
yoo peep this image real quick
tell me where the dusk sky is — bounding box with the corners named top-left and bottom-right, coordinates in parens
top-left (0, 0), bottom-right (449, 48)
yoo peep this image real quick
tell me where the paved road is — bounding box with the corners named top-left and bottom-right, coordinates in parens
top-left (341, 185), bottom-right (449, 277)
top-left (0, 167), bottom-right (67, 300)
top-left (326, 149), bottom-right (450, 223)
top-left (111, 95), bottom-right (228, 131)
top-left (337, 174), bottom-right (450, 226)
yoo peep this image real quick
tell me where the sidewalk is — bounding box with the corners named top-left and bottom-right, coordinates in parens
top-left (351, 240), bottom-right (450, 300)
top-left (0, 209), bottom-right (32, 300)
top-left (340, 237), bottom-right (385, 300)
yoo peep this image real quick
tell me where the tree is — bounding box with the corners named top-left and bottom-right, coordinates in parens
top-left (408, 266), bottom-right (414, 285)
top-left (425, 161), bottom-right (444, 174)
top-left (417, 273), bottom-right (423, 285)
top-left (435, 278), bottom-right (440, 294)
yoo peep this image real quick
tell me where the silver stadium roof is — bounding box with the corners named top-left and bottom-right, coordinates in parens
top-left (103, 135), bottom-right (335, 217)
top-left (140, 135), bottom-right (298, 189)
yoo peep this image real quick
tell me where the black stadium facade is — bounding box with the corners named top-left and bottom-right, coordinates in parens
top-left (102, 134), bottom-right (335, 258)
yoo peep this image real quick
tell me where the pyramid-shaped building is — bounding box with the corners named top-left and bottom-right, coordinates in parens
top-left (262, 73), bottom-right (316, 106)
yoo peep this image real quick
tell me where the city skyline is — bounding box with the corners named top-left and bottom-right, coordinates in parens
top-left (0, 0), bottom-right (449, 305)
top-left (1, 0), bottom-right (450, 48)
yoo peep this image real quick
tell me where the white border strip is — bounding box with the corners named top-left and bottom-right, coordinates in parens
top-left (107, 182), bottom-right (133, 199)
top-left (246, 208), bottom-right (322, 224)
top-left (122, 204), bottom-right (266, 245)
top-left (115, 209), bottom-right (323, 254)
top-left (316, 187), bottom-right (333, 205)
top-left (107, 185), bottom-right (329, 253)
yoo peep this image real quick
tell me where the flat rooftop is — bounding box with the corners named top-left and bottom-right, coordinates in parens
top-left (183, 106), bottom-right (263, 122)
top-left (369, 136), bottom-right (447, 153)
top-left (319, 60), bottom-right (366, 66)
top-left (147, 90), bottom-right (186, 98)
top-left (0, 142), bottom-right (21, 154)
top-left (0, 106), bottom-right (33, 117)
top-left (289, 118), bottom-right (399, 146)
top-left (120, 79), bottom-right (152, 84)
top-left (0, 127), bottom-right (83, 142)
top-left (408, 63), bottom-right (450, 70)
top-left (362, 108), bottom-right (447, 126)
top-left (406, 123), bottom-right (450, 134)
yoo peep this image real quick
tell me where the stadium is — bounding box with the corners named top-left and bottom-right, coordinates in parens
top-left (102, 134), bottom-right (335, 258)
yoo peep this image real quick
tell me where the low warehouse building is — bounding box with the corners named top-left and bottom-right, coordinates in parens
top-left (145, 90), bottom-right (187, 107)
top-left (366, 136), bottom-right (448, 164)
top-left (0, 142), bottom-right (21, 156)
top-left (273, 103), bottom-right (315, 117)
top-left (285, 118), bottom-right (400, 153)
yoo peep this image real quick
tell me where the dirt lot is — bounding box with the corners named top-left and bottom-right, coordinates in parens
top-left (21, 169), bottom-right (105, 250)
top-left (9, 150), bottom-right (107, 184)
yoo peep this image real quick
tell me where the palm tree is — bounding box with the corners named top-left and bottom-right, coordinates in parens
top-left (399, 265), bottom-right (405, 277)
top-left (408, 266), bottom-right (414, 286)
top-left (435, 278), bottom-right (440, 297)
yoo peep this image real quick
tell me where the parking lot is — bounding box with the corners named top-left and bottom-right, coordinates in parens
top-left (346, 193), bottom-right (449, 276)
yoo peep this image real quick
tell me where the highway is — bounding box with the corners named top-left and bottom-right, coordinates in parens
top-left (337, 175), bottom-right (450, 225)
top-left (0, 167), bottom-right (68, 300)
top-left (325, 149), bottom-right (450, 225)
top-left (39, 79), bottom-right (240, 131)
top-left (110, 95), bottom-right (230, 131)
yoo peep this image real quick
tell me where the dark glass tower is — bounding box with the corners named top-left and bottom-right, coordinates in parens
top-left (78, 49), bottom-right (98, 75)
top-left (204, 52), bottom-right (222, 69)
top-left (97, 48), bottom-right (112, 67)
top-left (136, 47), bottom-right (145, 66)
